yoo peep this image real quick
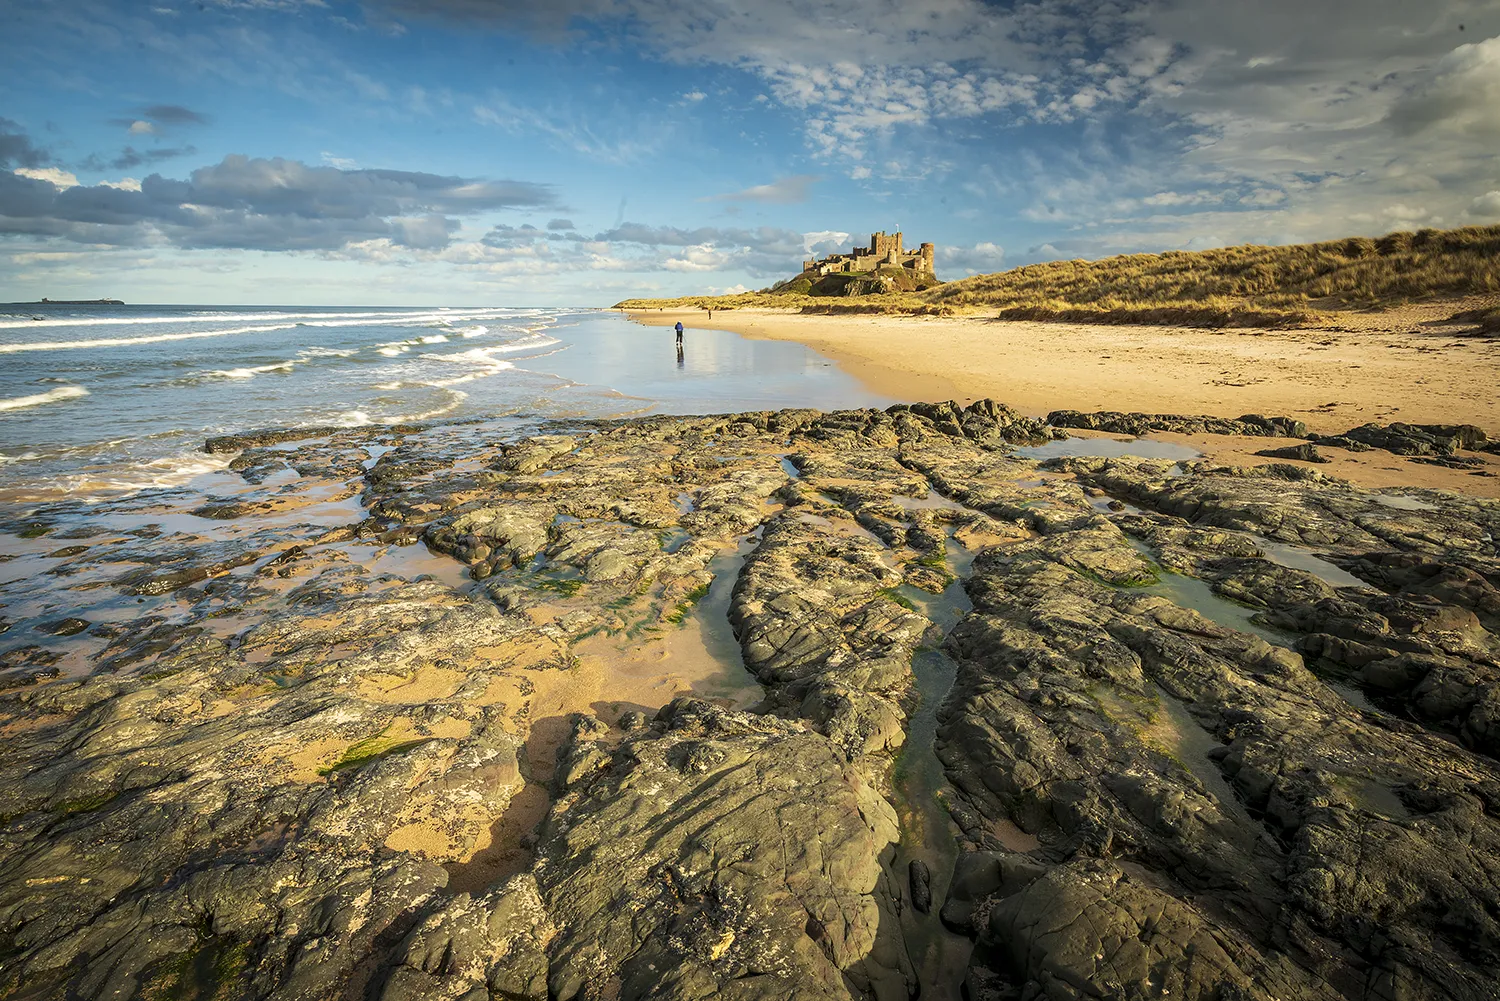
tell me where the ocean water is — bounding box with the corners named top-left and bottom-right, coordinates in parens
top-left (0, 304), bottom-right (888, 501)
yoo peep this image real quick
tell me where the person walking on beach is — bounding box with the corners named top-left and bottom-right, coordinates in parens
top-left (674, 320), bottom-right (684, 346)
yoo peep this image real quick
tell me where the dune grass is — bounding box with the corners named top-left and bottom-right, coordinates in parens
top-left (615, 224), bottom-right (1500, 328)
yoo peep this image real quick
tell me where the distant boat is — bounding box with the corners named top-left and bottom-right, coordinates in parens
top-left (14, 297), bottom-right (125, 306)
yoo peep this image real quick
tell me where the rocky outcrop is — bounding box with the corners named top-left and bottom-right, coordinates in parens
top-left (1048, 410), bottom-right (1308, 438)
top-left (730, 514), bottom-right (927, 756)
top-left (1315, 422), bottom-right (1489, 456)
top-left (1254, 442), bottom-right (1329, 463)
top-left (535, 700), bottom-right (912, 1000)
top-left (3, 401), bottom-right (1499, 1000)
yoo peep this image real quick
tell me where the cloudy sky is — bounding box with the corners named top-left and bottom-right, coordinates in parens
top-left (2, 0), bottom-right (1498, 305)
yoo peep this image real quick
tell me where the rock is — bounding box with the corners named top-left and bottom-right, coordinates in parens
top-left (1322, 421), bottom-right (1490, 457)
top-left (35, 617), bottom-right (89, 637)
top-left (729, 514), bottom-right (928, 757)
top-left (1254, 443), bottom-right (1329, 463)
top-left (537, 699), bottom-right (914, 1000)
top-left (984, 861), bottom-right (1332, 1000)
top-left (933, 451), bottom-right (1500, 998)
top-left (1412, 454), bottom-right (1487, 469)
top-left (204, 425), bottom-right (347, 453)
top-left (5, 402), bottom-right (1500, 1001)
top-left (1047, 410), bottom-right (1308, 438)
top-left (909, 859), bottom-right (932, 913)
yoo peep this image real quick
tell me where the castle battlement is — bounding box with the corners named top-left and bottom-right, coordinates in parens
top-left (802, 231), bottom-right (936, 277)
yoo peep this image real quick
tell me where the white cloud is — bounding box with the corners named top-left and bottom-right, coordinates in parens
top-left (1467, 190), bottom-right (1500, 218)
top-left (938, 240), bottom-right (1006, 275)
top-left (15, 167), bottom-right (80, 189)
top-left (1384, 203), bottom-right (1430, 223)
top-left (682, 90), bottom-right (706, 102)
top-left (1387, 35), bottom-right (1500, 138)
top-left (1142, 190), bottom-right (1223, 207)
top-left (127, 120), bottom-right (155, 135)
top-left (663, 246), bottom-right (731, 271)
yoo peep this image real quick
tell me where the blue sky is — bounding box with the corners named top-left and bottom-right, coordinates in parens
top-left (2, 0), bottom-right (1498, 305)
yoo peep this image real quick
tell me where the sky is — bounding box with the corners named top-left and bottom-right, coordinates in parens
top-left (2, 0), bottom-right (1498, 306)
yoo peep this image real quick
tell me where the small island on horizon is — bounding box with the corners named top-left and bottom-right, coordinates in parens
top-left (9, 297), bottom-right (126, 306)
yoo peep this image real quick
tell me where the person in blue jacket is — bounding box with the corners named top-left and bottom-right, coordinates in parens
top-left (674, 320), bottom-right (684, 346)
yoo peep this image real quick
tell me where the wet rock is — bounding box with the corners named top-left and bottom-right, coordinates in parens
top-left (536, 698), bottom-right (914, 1001)
top-left (938, 455), bottom-right (1500, 998)
top-left (205, 425), bottom-right (346, 453)
top-left (730, 514), bottom-right (927, 756)
top-left (6, 402), bottom-right (1500, 1001)
top-left (35, 617), bottom-right (89, 637)
top-left (908, 859), bottom-right (932, 913)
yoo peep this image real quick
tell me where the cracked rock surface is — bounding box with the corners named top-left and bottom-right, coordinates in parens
top-left (1, 400), bottom-right (1497, 1000)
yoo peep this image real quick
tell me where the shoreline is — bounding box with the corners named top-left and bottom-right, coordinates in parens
top-left (624, 306), bottom-right (1500, 497)
top-left (622, 306), bottom-right (1500, 434)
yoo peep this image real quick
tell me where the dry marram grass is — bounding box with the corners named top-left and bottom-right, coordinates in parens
top-left (616, 224), bottom-right (1500, 328)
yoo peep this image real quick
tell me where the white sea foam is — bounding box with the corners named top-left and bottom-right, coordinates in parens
top-left (0, 451), bottom-right (42, 465)
top-left (488, 332), bottom-right (562, 354)
top-left (0, 385), bottom-right (89, 412)
top-left (461, 325), bottom-right (489, 338)
top-left (417, 347), bottom-right (518, 388)
top-left (9, 451), bottom-right (235, 504)
top-left (0, 308), bottom-right (517, 331)
top-left (334, 410), bottom-right (373, 427)
top-left (0, 309), bottom-right (529, 353)
top-left (207, 361), bottom-right (296, 380)
top-left (0, 322), bottom-right (302, 354)
top-left (420, 334), bottom-right (449, 344)
top-left (393, 389), bottom-right (469, 422)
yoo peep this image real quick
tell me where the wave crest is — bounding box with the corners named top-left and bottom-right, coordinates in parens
top-left (0, 385), bottom-right (89, 412)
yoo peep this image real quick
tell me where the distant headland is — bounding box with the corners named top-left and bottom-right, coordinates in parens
top-left (9, 298), bottom-right (125, 306)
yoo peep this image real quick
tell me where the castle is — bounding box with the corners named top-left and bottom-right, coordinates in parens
top-left (802, 231), bottom-right (935, 277)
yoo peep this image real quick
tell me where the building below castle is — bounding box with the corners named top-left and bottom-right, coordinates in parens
top-left (803, 231), bottom-right (935, 277)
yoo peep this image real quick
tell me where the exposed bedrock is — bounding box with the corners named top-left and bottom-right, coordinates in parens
top-left (3, 401), bottom-right (1500, 1000)
top-left (930, 455), bottom-right (1500, 1000)
top-left (1046, 410), bottom-right (1308, 439)
top-left (729, 513), bottom-right (928, 757)
top-left (524, 700), bottom-right (912, 1001)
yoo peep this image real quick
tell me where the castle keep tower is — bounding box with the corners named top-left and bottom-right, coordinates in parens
top-left (870, 230), bottom-right (903, 263)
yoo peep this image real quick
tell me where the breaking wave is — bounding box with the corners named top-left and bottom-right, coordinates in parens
top-left (0, 385), bottom-right (89, 412)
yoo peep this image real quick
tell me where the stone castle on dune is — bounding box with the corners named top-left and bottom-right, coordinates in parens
top-left (803, 231), bottom-right (936, 276)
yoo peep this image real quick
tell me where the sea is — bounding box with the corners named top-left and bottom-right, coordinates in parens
top-left (0, 303), bottom-right (889, 503)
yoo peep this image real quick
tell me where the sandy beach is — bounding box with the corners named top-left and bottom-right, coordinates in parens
top-left (626, 306), bottom-right (1500, 433)
top-left (628, 306), bottom-right (1500, 496)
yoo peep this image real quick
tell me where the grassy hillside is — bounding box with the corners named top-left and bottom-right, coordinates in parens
top-left (615, 223), bottom-right (1500, 328)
